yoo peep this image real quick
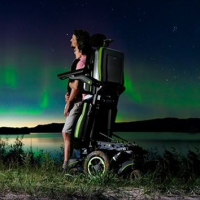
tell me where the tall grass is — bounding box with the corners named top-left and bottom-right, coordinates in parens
top-left (0, 137), bottom-right (200, 199)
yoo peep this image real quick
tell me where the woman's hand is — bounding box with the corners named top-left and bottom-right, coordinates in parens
top-left (65, 92), bottom-right (69, 103)
top-left (64, 102), bottom-right (71, 116)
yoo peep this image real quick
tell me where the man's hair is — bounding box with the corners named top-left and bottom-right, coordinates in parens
top-left (73, 29), bottom-right (90, 48)
top-left (73, 29), bottom-right (91, 54)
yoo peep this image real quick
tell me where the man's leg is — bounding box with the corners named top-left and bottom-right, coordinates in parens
top-left (62, 132), bottom-right (71, 169)
top-left (62, 102), bottom-right (82, 169)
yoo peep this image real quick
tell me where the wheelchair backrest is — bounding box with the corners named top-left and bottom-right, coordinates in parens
top-left (83, 47), bottom-right (125, 96)
top-left (93, 47), bottom-right (124, 85)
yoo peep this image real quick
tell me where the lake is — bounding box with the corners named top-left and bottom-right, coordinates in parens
top-left (0, 132), bottom-right (200, 157)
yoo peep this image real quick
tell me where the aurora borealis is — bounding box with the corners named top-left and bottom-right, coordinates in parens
top-left (0, 0), bottom-right (200, 127)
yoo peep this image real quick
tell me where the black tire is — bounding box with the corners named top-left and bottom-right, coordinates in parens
top-left (84, 151), bottom-right (110, 176)
top-left (119, 161), bottom-right (142, 181)
top-left (129, 169), bottom-right (142, 181)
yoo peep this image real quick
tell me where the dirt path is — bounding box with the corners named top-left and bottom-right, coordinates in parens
top-left (1, 190), bottom-right (200, 200)
top-left (103, 188), bottom-right (200, 200)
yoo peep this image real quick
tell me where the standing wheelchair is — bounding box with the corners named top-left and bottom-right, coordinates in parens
top-left (58, 35), bottom-right (146, 180)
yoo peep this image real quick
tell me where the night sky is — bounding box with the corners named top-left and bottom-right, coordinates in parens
top-left (0, 0), bottom-right (200, 128)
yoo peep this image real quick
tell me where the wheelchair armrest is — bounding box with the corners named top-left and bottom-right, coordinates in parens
top-left (57, 69), bottom-right (101, 87)
top-left (69, 75), bottom-right (101, 87)
top-left (57, 69), bottom-right (86, 80)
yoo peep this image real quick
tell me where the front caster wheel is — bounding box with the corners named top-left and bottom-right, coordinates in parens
top-left (129, 169), bottom-right (142, 181)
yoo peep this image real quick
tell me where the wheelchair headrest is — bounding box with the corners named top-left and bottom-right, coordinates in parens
top-left (103, 39), bottom-right (114, 47)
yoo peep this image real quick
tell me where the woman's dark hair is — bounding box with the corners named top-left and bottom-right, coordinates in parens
top-left (79, 43), bottom-right (93, 55)
top-left (90, 34), bottom-right (106, 47)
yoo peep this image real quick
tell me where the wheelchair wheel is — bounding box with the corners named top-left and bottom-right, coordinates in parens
top-left (129, 169), bottom-right (141, 181)
top-left (119, 161), bottom-right (142, 181)
top-left (84, 151), bottom-right (110, 176)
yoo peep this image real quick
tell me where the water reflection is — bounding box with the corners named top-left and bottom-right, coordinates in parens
top-left (0, 132), bottom-right (200, 157)
top-left (0, 133), bottom-right (63, 157)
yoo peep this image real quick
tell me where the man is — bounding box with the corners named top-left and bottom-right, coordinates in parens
top-left (62, 29), bottom-right (90, 170)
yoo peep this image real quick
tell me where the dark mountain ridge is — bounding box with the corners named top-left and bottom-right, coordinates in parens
top-left (113, 118), bottom-right (200, 133)
top-left (0, 118), bottom-right (200, 134)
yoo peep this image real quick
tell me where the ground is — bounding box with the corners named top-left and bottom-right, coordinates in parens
top-left (1, 189), bottom-right (200, 200)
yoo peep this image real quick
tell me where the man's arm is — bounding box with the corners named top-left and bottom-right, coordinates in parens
top-left (64, 80), bottom-right (79, 116)
top-left (69, 80), bottom-right (79, 90)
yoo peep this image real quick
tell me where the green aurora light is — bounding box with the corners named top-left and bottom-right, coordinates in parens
top-left (4, 66), bottom-right (17, 88)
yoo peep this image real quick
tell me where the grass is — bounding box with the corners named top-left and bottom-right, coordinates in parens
top-left (0, 137), bottom-right (200, 199)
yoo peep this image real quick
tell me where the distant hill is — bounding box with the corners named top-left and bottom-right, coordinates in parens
top-left (0, 123), bottom-right (64, 134)
top-left (113, 118), bottom-right (200, 133)
top-left (30, 123), bottom-right (64, 133)
top-left (0, 127), bottom-right (30, 134)
top-left (0, 118), bottom-right (200, 134)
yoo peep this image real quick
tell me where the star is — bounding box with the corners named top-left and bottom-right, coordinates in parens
top-left (172, 26), bottom-right (178, 32)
